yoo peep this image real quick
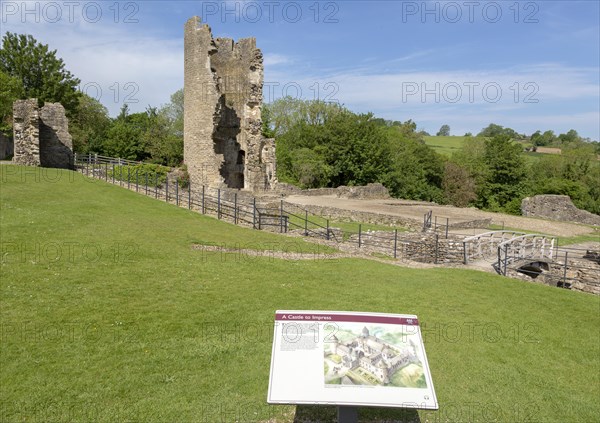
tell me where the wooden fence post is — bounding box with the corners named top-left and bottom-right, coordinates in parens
top-left (394, 229), bottom-right (398, 259)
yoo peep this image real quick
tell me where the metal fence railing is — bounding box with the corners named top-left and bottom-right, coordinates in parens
top-left (72, 153), bottom-right (599, 293)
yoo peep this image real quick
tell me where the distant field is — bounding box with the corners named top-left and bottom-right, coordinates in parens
top-left (422, 136), bottom-right (469, 156)
top-left (422, 136), bottom-right (589, 163)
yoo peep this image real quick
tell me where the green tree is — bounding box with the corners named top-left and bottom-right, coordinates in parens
top-left (442, 161), bottom-right (477, 207)
top-left (479, 135), bottom-right (529, 213)
top-left (277, 110), bottom-right (391, 188)
top-left (160, 88), bottom-right (183, 139)
top-left (261, 102), bottom-right (276, 138)
top-left (0, 32), bottom-right (80, 115)
top-left (0, 69), bottom-right (24, 137)
top-left (436, 124), bottom-right (450, 136)
top-left (529, 142), bottom-right (600, 214)
top-left (558, 129), bottom-right (580, 145)
top-left (478, 123), bottom-right (518, 139)
top-left (103, 105), bottom-right (147, 160)
top-left (69, 94), bottom-right (111, 154)
top-left (265, 97), bottom-right (343, 137)
top-left (383, 132), bottom-right (444, 202)
top-left (143, 106), bottom-right (183, 166)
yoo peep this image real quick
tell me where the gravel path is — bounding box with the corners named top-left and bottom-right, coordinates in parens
top-left (286, 195), bottom-right (596, 237)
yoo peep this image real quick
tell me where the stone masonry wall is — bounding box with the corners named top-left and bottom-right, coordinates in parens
top-left (39, 103), bottom-right (73, 168)
top-left (521, 194), bottom-right (600, 226)
top-left (13, 99), bottom-right (41, 166)
top-left (184, 16), bottom-right (276, 192)
top-left (12, 99), bottom-right (73, 169)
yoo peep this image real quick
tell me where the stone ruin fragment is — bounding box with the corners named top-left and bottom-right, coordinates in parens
top-left (12, 99), bottom-right (73, 169)
top-left (184, 16), bottom-right (277, 192)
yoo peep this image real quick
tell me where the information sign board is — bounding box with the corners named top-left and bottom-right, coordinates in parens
top-left (268, 310), bottom-right (438, 409)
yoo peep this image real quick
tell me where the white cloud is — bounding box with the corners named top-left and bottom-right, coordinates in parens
top-left (263, 53), bottom-right (292, 66)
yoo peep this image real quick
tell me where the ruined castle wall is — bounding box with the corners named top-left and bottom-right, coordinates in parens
top-left (12, 99), bottom-right (73, 169)
top-left (13, 99), bottom-right (41, 166)
top-left (39, 103), bottom-right (73, 169)
top-left (184, 17), bottom-right (223, 188)
top-left (183, 16), bottom-right (277, 192)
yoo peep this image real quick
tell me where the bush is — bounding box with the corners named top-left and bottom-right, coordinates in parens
top-left (107, 163), bottom-right (169, 187)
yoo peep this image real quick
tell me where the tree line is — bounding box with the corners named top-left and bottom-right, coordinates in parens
top-left (267, 97), bottom-right (600, 215)
top-left (1, 31), bottom-right (598, 215)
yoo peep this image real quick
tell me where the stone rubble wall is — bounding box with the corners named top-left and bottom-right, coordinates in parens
top-left (13, 99), bottom-right (41, 166)
top-left (183, 16), bottom-right (276, 192)
top-left (275, 183), bottom-right (391, 199)
top-left (521, 194), bottom-right (600, 226)
top-left (39, 103), bottom-right (73, 168)
top-left (507, 257), bottom-right (600, 295)
top-left (12, 99), bottom-right (73, 169)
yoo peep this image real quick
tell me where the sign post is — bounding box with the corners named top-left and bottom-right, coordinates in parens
top-left (268, 310), bottom-right (438, 420)
top-left (337, 406), bottom-right (358, 423)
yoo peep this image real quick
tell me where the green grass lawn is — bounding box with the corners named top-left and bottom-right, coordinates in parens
top-left (1, 165), bottom-right (599, 422)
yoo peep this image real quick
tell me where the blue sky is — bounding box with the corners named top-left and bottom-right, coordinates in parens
top-left (1, 0), bottom-right (599, 139)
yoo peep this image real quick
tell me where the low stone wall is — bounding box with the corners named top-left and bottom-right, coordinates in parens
top-left (283, 201), bottom-right (422, 230)
top-left (397, 233), bottom-right (465, 264)
top-left (276, 182), bottom-right (391, 199)
top-left (448, 218), bottom-right (492, 230)
top-left (507, 257), bottom-right (600, 295)
top-left (521, 194), bottom-right (600, 226)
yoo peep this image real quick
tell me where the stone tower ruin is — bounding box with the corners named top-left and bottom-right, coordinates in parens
top-left (12, 99), bottom-right (73, 169)
top-left (184, 16), bottom-right (277, 192)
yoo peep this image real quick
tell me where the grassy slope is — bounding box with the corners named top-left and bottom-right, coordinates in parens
top-left (1, 166), bottom-right (599, 422)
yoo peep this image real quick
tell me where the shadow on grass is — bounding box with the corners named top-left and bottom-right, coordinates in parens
top-left (293, 405), bottom-right (421, 422)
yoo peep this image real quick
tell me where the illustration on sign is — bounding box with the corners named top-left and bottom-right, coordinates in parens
top-left (324, 323), bottom-right (427, 388)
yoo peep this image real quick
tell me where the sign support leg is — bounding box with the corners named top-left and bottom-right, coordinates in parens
top-left (337, 406), bottom-right (358, 423)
